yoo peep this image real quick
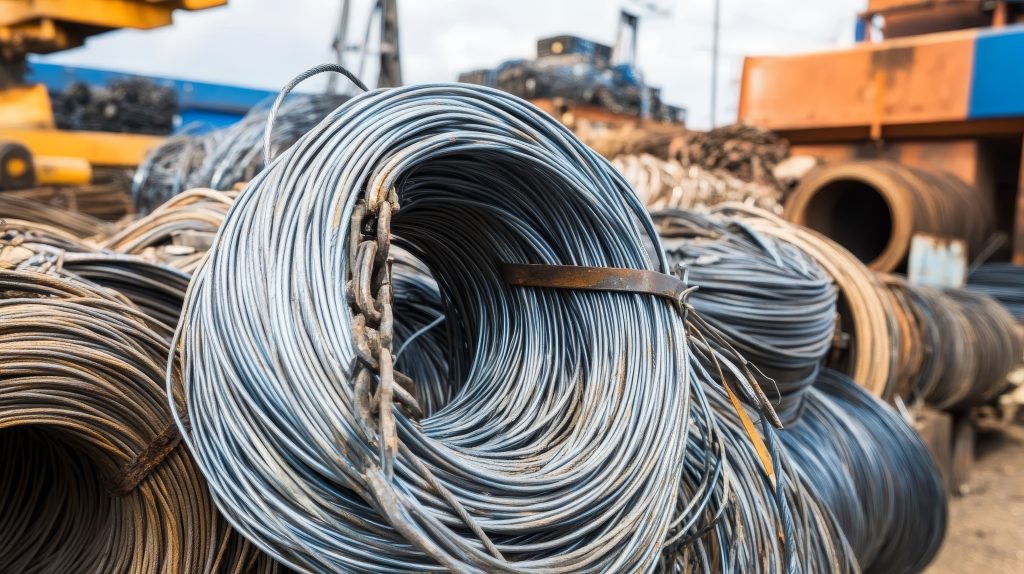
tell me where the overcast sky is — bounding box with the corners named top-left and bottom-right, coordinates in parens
top-left (36, 0), bottom-right (865, 128)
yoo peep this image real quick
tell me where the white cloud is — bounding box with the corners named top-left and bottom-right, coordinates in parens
top-left (38, 0), bottom-right (865, 128)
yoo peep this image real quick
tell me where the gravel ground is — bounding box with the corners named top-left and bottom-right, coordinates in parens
top-left (926, 426), bottom-right (1024, 573)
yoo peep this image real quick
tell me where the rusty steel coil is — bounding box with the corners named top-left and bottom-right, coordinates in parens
top-left (104, 188), bottom-right (236, 274)
top-left (710, 204), bottom-right (899, 398)
top-left (785, 160), bottom-right (993, 273)
top-left (0, 193), bottom-right (113, 239)
top-left (885, 277), bottom-right (1024, 410)
top-left (0, 269), bottom-right (281, 573)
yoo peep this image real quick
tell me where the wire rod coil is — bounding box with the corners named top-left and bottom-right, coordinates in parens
top-left (781, 369), bottom-right (947, 573)
top-left (0, 268), bottom-right (281, 573)
top-left (707, 203), bottom-right (898, 399)
top-left (785, 160), bottom-right (993, 272)
top-left (170, 77), bottom-right (717, 573)
top-left (652, 208), bottom-right (838, 423)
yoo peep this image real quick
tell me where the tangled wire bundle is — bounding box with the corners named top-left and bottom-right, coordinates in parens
top-left (781, 369), bottom-right (947, 574)
top-left (0, 269), bottom-right (279, 573)
top-left (612, 154), bottom-right (783, 214)
top-left (172, 76), bottom-right (721, 572)
top-left (133, 95), bottom-right (345, 213)
top-left (652, 208), bottom-right (837, 423)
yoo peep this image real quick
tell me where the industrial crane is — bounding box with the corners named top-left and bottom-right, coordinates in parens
top-left (0, 0), bottom-right (226, 189)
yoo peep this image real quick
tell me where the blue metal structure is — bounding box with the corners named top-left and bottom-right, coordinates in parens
top-left (26, 61), bottom-right (277, 132)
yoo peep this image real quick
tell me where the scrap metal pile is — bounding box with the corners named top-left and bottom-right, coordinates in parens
top-left (3, 72), bottom-right (1022, 573)
top-left (611, 124), bottom-right (794, 215)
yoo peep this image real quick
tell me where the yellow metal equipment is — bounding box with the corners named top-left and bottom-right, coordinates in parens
top-left (0, 0), bottom-right (227, 189)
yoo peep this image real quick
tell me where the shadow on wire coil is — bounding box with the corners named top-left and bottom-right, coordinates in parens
top-left (166, 64), bottom-right (812, 572)
top-left (0, 269), bottom-right (281, 573)
top-left (886, 276), bottom-right (1024, 410)
top-left (785, 160), bottom-right (993, 273)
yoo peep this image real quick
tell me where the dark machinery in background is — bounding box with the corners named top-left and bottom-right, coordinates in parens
top-left (458, 10), bottom-right (685, 124)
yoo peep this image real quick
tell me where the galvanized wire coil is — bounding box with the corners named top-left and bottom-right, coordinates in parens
top-left (0, 268), bottom-right (281, 573)
top-left (782, 368), bottom-right (947, 574)
top-left (652, 208), bottom-right (838, 423)
top-left (171, 79), bottom-right (715, 573)
top-left (786, 160), bottom-right (993, 272)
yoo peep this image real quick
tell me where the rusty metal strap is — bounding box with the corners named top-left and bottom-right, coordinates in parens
top-left (109, 421), bottom-right (186, 497)
top-left (501, 263), bottom-right (692, 302)
top-left (503, 261), bottom-right (778, 486)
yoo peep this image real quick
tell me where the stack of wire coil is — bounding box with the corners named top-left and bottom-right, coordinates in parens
top-left (170, 73), bottom-right (732, 572)
top-left (886, 276), bottom-right (1024, 410)
top-left (650, 207), bottom-right (946, 573)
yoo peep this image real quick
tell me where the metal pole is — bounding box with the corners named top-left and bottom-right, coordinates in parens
top-left (710, 0), bottom-right (721, 127)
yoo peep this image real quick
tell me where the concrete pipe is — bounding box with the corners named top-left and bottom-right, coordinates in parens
top-left (785, 160), bottom-right (993, 272)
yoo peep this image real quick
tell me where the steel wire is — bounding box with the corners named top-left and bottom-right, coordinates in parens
top-left (0, 268), bottom-right (281, 573)
top-left (968, 262), bottom-right (1024, 322)
top-left (708, 203), bottom-right (899, 399)
top-left (781, 368), bottom-right (947, 574)
top-left (652, 208), bottom-right (838, 423)
top-left (884, 278), bottom-right (1023, 410)
top-left (133, 95), bottom-right (347, 213)
top-left (170, 78), bottom-right (722, 573)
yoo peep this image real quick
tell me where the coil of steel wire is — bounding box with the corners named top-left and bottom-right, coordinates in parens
top-left (169, 71), bottom-right (727, 572)
top-left (0, 268), bottom-right (281, 573)
top-left (785, 160), bottom-right (993, 272)
top-left (1, 220), bottom-right (189, 336)
top-left (885, 278), bottom-right (1023, 410)
top-left (133, 95), bottom-right (346, 214)
top-left (708, 203), bottom-right (898, 399)
top-left (104, 188), bottom-right (236, 274)
top-left (782, 368), bottom-right (947, 574)
top-left (968, 262), bottom-right (1024, 322)
top-left (651, 208), bottom-right (838, 423)
top-left (0, 193), bottom-right (113, 239)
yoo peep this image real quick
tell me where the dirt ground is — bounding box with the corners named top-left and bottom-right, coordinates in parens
top-left (926, 426), bottom-right (1024, 573)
